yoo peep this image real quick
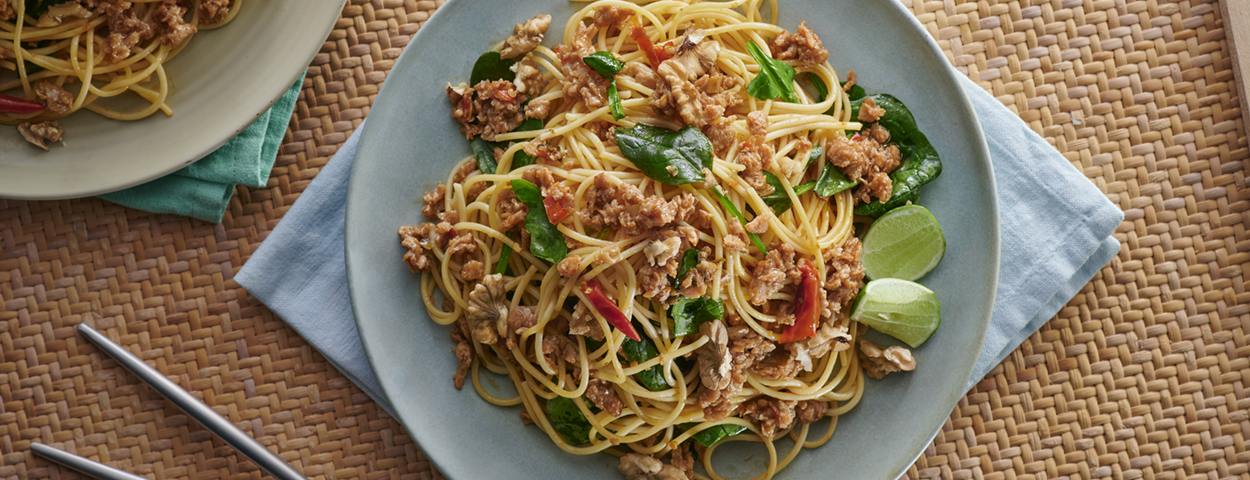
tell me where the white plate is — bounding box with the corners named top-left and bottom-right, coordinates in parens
top-left (0, 0), bottom-right (346, 200)
top-left (346, 0), bottom-right (999, 478)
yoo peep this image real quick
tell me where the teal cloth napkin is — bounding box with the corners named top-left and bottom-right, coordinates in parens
top-left (98, 76), bottom-right (304, 223)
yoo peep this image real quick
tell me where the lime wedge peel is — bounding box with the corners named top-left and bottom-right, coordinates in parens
top-left (861, 205), bottom-right (946, 282)
top-left (850, 278), bottom-right (941, 348)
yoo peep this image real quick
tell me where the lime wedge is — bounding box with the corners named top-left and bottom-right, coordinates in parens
top-left (861, 205), bottom-right (945, 281)
top-left (850, 278), bottom-right (940, 348)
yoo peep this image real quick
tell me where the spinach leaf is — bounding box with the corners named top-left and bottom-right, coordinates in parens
top-left (583, 52), bottom-right (626, 120)
top-left (615, 124), bottom-right (713, 185)
top-left (761, 173), bottom-right (816, 215)
top-left (471, 137), bottom-right (498, 174)
top-left (25, 0), bottom-right (72, 18)
top-left (745, 41), bottom-right (798, 103)
top-left (814, 164), bottom-right (856, 198)
top-left (673, 249), bottom-right (699, 287)
top-left (849, 94), bottom-right (942, 217)
top-left (710, 188), bottom-right (767, 254)
top-left (681, 422), bottom-right (748, 447)
top-left (547, 397), bottom-right (593, 445)
top-left (846, 83), bottom-right (867, 101)
top-left (606, 83), bottom-right (624, 120)
top-left (470, 51), bottom-right (517, 85)
top-left (510, 179), bottom-right (569, 263)
top-left (803, 72), bottom-right (865, 112)
top-left (511, 118), bottom-right (545, 169)
top-left (622, 329), bottom-right (668, 391)
top-left (670, 298), bottom-right (724, 337)
top-left (804, 72), bottom-right (828, 102)
top-left (582, 52), bottom-right (624, 77)
top-left (495, 244), bottom-right (512, 275)
top-left (806, 144), bottom-right (823, 169)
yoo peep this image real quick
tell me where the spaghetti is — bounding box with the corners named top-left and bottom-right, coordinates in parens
top-left (0, 0), bottom-right (242, 147)
top-left (399, 1), bottom-right (929, 478)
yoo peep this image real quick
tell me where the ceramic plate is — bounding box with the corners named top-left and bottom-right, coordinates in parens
top-left (346, 0), bottom-right (999, 478)
top-left (0, 0), bottom-right (346, 200)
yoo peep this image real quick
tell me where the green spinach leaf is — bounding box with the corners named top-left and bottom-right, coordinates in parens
top-left (682, 422), bottom-right (748, 447)
top-left (547, 397), bottom-right (593, 445)
top-left (615, 124), bottom-right (713, 185)
top-left (814, 164), bottom-right (856, 198)
top-left (583, 52), bottom-right (626, 120)
top-left (25, 0), bottom-right (72, 18)
top-left (761, 173), bottom-right (816, 215)
top-left (582, 51), bottom-right (624, 77)
top-left (710, 188), bottom-right (767, 254)
top-left (803, 72), bottom-right (865, 113)
top-left (745, 41), bottom-right (798, 103)
top-left (510, 179), bottom-right (569, 263)
top-left (670, 298), bottom-right (724, 337)
top-left (606, 83), bottom-right (624, 120)
top-left (805, 144), bottom-right (823, 169)
top-left (511, 118), bottom-right (545, 169)
top-left (495, 244), bottom-right (513, 275)
top-left (673, 249), bottom-right (699, 288)
top-left (622, 329), bottom-right (668, 391)
top-left (848, 94), bottom-right (942, 217)
top-left (471, 137), bottom-right (498, 174)
top-left (470, 51), bottom-right (517, 85)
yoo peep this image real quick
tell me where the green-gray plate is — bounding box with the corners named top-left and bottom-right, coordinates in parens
top-left (345, 0), bottom-right (999, 478)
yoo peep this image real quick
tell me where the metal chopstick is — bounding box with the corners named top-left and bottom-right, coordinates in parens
top-left (30, 442), bottom-right (148, 480)
top-left (76, 321), bottom-right (309, 480)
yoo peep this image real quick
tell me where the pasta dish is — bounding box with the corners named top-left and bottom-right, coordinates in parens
top-left (398, 0), bottom-right (944, 478)
top-left (0, 0), bottom-right (241, 149)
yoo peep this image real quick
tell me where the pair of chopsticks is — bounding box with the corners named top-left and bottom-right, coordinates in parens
top-left (30, 320), bottom-right (308, 480)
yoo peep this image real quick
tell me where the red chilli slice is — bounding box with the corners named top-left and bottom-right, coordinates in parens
top-left (581, 279), bottom-right (641, 342)
top-left (777, 259), bottom-right (820, 343)
top-left (0, 94), bottom-right (45, 114)
top-left (627, 17), bottom-right (670, 68)
top-left (543, 196), bottom-right (570, 224)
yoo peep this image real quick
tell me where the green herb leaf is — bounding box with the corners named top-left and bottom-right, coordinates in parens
top-left (846, 83), bottom-right (867, 101)
top-left (804, 72), bottom-right (829, 102)
top-left (745, 41), bottom-right (798, 103)
top-left (470, 51), bottom-right (517, 85)
top-left (615, 124), bottom-right (713, 185)
top-left (607, 83), bottom-right (624, 120)
top-left (670, 298), bottom-right (724, 337)
top-left (682, 422), bottom-right (748, 447)
top-left (511, 118), bottom-right (545, 169)
top-left (673, 249), bottom-right (699, 288)
top-left (813, 164), bottom-right (856, 198)
top-left (495, 244), bottom-right (513, 275)
top-left (710, 188), bottom-right (767, 254)
top-left (547, 397), bottom-right (593, 445)
top-left (25, 0), bottom-right (72, 19)
top-left (761, 173), bottom-right (816, 215)
top-left (848, 94), bottom-right (942, 217)
top-left (582, 52), bottom-right (624, 77)
top-left (806, 144), bottom-right (823, 169)
top-left (510, 179), bottom-right (569, 263)
top-left (471, 137), bottom-right (498, 174)
top-left (621, 329), bottom-right (668, 391)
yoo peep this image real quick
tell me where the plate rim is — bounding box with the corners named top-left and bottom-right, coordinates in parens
top-left (0, 0), bottom-right (347, 200)
top-left (346, 0), bottom-right (1000, 477)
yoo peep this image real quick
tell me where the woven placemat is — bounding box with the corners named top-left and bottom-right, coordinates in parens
top-left (1, 0), bottom-right (1246, 479)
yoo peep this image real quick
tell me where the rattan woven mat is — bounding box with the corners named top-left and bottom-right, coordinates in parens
top-left (2, 0), bottom-right (1247, 479)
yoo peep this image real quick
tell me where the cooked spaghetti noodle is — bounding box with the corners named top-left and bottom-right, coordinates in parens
top-left (400, 1), bottom-right (925, 478)
top-left (0, 0), bottom-right (241, 135)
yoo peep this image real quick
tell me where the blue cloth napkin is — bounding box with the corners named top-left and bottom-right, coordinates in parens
top-left (98, 76), bottom-right (305, 223)
top-left (235, 74), bottom-right (1124, 416)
